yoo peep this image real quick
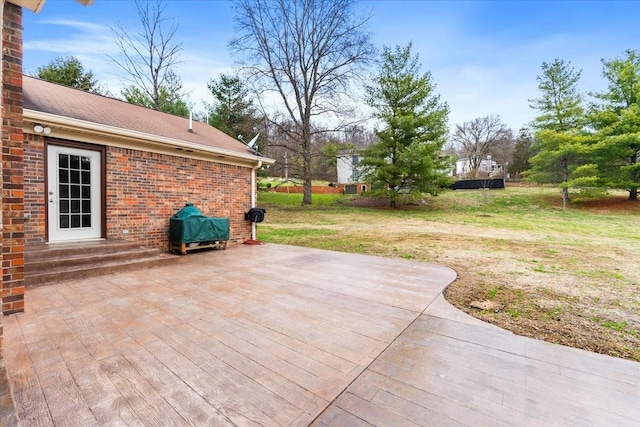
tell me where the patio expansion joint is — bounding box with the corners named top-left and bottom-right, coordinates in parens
top-left (308, 290), bottom-right (446, 424)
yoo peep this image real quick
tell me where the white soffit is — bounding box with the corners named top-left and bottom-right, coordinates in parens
top-left (8, 0), bottom-right (93, 13)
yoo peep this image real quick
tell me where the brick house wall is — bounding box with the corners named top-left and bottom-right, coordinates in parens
top-left (1, 2), bottom-right (25, 351)
top-left (23, 132), bottom-right (44, 243)
top-left (23, 140), bottom-right (254, 250)
top-left (106, 146), bottom-right (252, 249)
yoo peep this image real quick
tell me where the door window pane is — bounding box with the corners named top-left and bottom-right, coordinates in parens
top-left (81, 156), bottom-right (91, 170)
top-left (59, 184), bottom-right (69, 198)
top-left (71, 200), bottom-right (80, 213)
top-left (82, 200), bottom-right (91, 213)
top-left (58, 154), bottom-right (68, 168)
top-left (70, 170), bottom-right (80, 184)
top-left (70, 155), bottom-right (80, 169)
top-left (60, 215), bottom-right (69, 228)
top-left (59, 169), bottom-right (69, 183)
top-left (60, 200), bottom-right (69, 213)
top-left (71, 215), bottom-right (81, 228)
top-left (82, 215), bottom-right (91, 227)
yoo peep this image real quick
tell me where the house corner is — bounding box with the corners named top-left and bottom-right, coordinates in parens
top-left (1, 1), bottom-right (26, 360)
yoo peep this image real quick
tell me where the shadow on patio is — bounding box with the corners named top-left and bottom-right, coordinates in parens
top-left (3, 244), bottom-right (639, 426)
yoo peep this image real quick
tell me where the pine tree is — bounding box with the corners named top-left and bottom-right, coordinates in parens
top-left (359, 44), bottom-right (450, 208)
top-left (589, 50), bottom-right (640, 201)
top-left (35, 56), bottom-right (101, 93)
top-left (527, 59), bottom-right (587, 203)
top-left (206, 74), bottom-right (260, 139)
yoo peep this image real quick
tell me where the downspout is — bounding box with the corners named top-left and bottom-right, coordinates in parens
top-left (250, 160), bottom-right (262, 240)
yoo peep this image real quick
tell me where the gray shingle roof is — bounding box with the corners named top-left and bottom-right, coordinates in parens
top-left (23, 75), bottom-right (251, 157)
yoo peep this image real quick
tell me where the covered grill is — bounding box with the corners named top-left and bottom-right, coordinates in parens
top-left (169, 203), bottom-right (230, 254)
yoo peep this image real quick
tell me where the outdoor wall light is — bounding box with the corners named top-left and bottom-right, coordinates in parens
top-left (33, 124), bottom-right (51, 135)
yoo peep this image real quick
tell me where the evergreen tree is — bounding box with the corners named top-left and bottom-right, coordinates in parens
top-left (121, 71), bottom-right (190, 117)
top-left (35, 56), bottom-right (102, 93)
top-left (527, 59), bottom-right (587, 203)
top-left (589, 50), bottom-right (640, 201)
top-left (510, 127), bottom-right (536, 179)
top-left (206, 74), bottom-right (260, 139)
top-left (359, 44), bottom-right (450, 208)
top-left (529, 59), bottom-right (584, 132)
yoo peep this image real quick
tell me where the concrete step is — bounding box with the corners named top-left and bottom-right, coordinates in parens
top-left (27, 247), bottom-right (161, 274)
top-left (25, 240), bottom-right (180, 286)
top-left (26, 240), bottom-right (147, 262)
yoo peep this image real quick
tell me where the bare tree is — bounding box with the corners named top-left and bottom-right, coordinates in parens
top-left (451, 115), bottom-right (513, 178)
top-left (108, 0), bottom-right (187, 113)
top-left (230, 0), bottom-right (375, 204)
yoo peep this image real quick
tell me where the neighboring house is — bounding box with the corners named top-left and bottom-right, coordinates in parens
top-left (455, 158), bottom-right (499, 178)
top-left (22, 76), bottom-right (273, 250)
top-left (336, 150), bottom-right (369, 194)
top-left (337, 150), bottom-right (361, 184)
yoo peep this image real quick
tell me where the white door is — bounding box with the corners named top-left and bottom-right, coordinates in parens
top-left (47, 145), bottom-right (102, 242)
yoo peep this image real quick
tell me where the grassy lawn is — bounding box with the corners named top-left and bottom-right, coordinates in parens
top-left (257, 186), bottom-right (640, 361)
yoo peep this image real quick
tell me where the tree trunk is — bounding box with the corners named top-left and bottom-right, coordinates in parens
top-left (302, 121), bottom-right (313, 205)
top-left (629, 187), bottom-right (638, 201)
top-left (562, 186), bottom-right (570, 205)
top-left (561, 157), bottom-right (570, 205)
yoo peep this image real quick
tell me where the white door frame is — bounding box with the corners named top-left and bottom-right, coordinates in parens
top-left (47, 144), bottom-right (103, 242)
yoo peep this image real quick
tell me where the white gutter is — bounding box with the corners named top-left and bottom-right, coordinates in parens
top-left (250, 160), bottom-right (262, 240)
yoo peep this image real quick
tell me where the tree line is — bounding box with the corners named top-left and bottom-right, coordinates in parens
top-left (35, 0), bottom-right (639, 205)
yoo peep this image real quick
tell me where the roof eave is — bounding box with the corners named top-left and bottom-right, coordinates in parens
top-left (8, 0), bottom-right (93, 13)
top-left (24, 109), bottom-right (275, 166)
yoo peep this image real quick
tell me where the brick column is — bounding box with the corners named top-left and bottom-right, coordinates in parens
top-left (0, 0), bottom-right (3, 362)
top-left (1, 2), bottom-right (25, 326)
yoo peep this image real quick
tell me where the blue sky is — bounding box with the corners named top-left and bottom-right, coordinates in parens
top-left (22, 0), bottom-right (640, 132)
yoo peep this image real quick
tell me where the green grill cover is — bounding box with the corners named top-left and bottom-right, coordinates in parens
top-left (170, 204), bottom-right (230, 243)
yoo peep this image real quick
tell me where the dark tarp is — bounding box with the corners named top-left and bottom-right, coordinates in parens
top-left (170, 204), bottom-right (230, 243)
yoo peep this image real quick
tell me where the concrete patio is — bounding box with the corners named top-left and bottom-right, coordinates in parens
top-left (3, 244), bottom-right (639, 426)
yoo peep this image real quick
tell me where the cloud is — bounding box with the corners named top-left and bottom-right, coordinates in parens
top-left (24, 19), bottom-right (117, 55)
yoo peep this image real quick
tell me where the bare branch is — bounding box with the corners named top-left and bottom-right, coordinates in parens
top-left (231, 0), bottom-right (375, 204)
top-left (451, 115), bottom-right (513, 178)
top-left (107, 0), bottom-right (185, 111)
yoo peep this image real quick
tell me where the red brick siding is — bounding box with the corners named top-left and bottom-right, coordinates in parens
top-left (23, 142), bottom-right (254, 250)
top-left (106, 147), bottom-right (253, 250)
top-left (2, 2), bottom-right (25, 320)
top-left (24, 133), bottom-right (45, 243)
top-left (23, 142), bottom-right (254, 249)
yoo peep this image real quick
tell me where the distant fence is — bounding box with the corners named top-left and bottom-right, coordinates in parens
top-left (273, 185), bottom-right (342, 194)
top-left (272, 183), bottom-right (368, 195)
top-left (450, 179), bottom-right (505, 190)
